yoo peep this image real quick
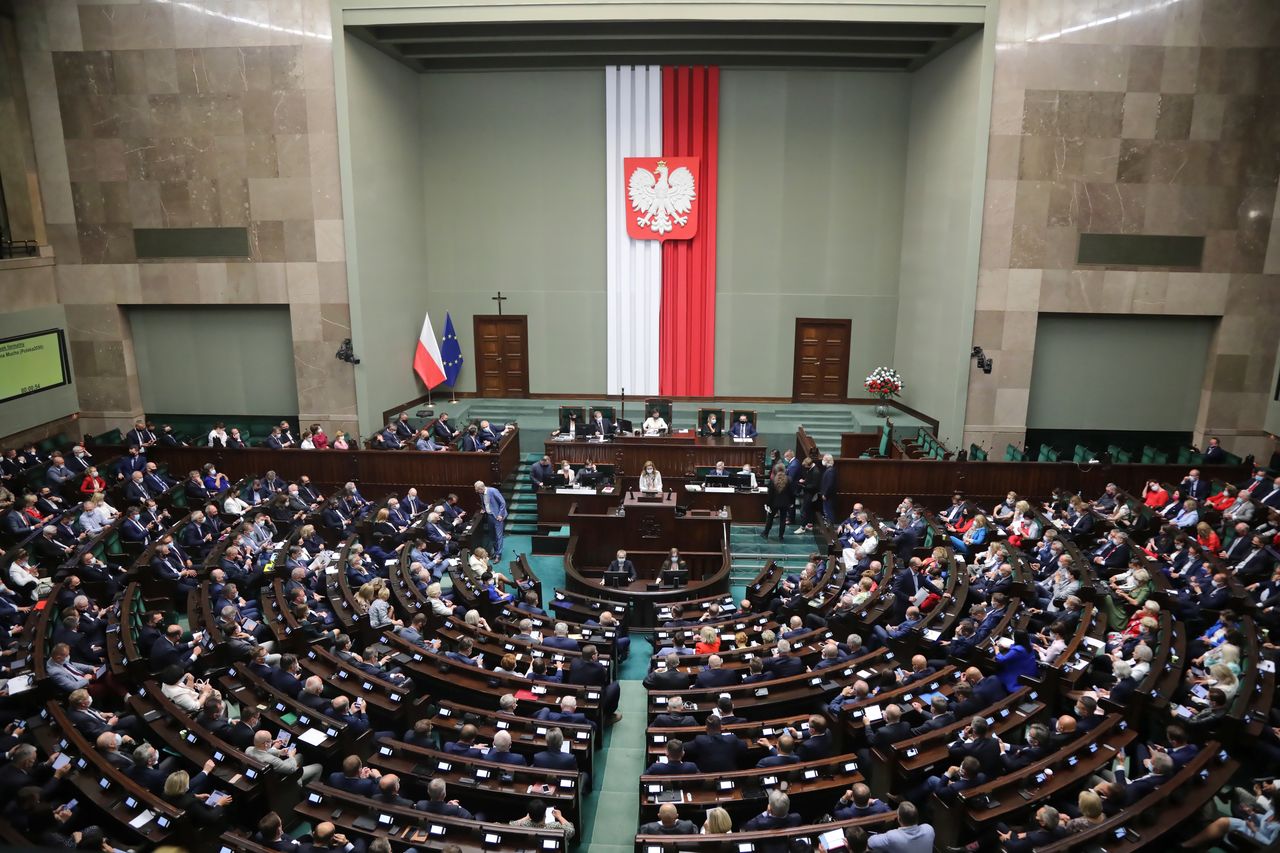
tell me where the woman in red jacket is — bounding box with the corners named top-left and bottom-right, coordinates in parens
top-left (79, 466), bottom-right (106, 497)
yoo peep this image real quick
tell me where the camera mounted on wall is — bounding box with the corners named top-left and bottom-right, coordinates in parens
top-left (336, 338), bottom-right (360, 365)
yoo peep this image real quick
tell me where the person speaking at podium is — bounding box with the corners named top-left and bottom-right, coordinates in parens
top-left (639, 461), bottom-right (663, 494)
top-left (731, 414), bottom-right (757, 439)
top-left (606, 549), bottom-right (636, 583)
top-left (587, 410), bottom-right (612, 438)
top-left (700, 412), bottom-right (722, 437)
top-left (642, 409), bottom-right (668, 435)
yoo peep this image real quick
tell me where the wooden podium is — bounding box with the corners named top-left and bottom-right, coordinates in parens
top-left (565, 490), bottom-right (729, 568)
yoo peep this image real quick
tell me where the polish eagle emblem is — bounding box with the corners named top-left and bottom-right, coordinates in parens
top-left (624, 157), bottom-right (699, 240)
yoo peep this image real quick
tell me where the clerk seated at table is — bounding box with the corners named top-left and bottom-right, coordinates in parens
top-left (606, 549), bottom-right (636, 584)
top-left (642, 409), bottom-right (668, 435)
top-left (700, 412), bottom-right (722, 437)
top-left (638, 461), bottom-right (663, 494)
top-left (739, 464), bottom-right (757, 489)
top-left (730, 414), bottom-right (757, 440)
top-left (586, 410), bottom-right (613, 438)
top-left (559, 412), bottom-right (579, 439)
top-left (662, 548), bottom-right (687, 584)
top-left (704, 461), bottom-right (729, 484)
top-left (578, 460), bottom-right (608, 487)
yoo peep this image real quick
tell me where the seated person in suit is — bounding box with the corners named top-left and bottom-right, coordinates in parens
top-left (586, 410), bottom-right (613, 437)
top-left (652, 696), bottom-right (697, 728)
top-left (644, 738), bottom-right (699, 775)
top-left (421, 778), bottom-right (474, 819)
top-left (695, 654), bottom-right (738, 689)
top-left (834, 783), bottom-right (891, 819)
top-left (642, 409), bottom-right (668, 435)
top-left (605, 549), bottom-right (636, 584)
top-left (742, 790), bottom-right (802, 831)
top-left (432, 413), bottom-right (461, 444)
top-left (484, 730), bottom-right (528, 766)
top-left (639, 802), bottom-right (698, 835)
top-left (373, 422), bottom-right (402, 449)
top-left (730, 414), bottom-right (757, 439)
top-left (534, 696), bottom-right (591, 726)
top-left (644, 653), bottom-right (691, 690)
top-left (532, 727), bottom-right (580, 773)
top-left (700, 412), bottom-right (722, 437)
top-left (756, 733), bottom-right (801, 767)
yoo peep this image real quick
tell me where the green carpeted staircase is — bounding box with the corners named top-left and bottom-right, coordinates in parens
top-left (727, 522), bottom-right (822, 586)
top-left (503, 453), bottom-right (542, 535)
top-left (798, 409), bottom-right (861, 455)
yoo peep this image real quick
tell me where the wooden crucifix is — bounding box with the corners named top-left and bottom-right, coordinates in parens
top-left (491, 291), bottom-right (508, 316)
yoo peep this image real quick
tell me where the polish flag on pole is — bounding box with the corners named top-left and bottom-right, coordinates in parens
top-left (414, 311), bottom-right (447, 389)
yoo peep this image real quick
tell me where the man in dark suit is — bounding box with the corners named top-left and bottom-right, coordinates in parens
top-left (484, 730), bottom-right (528, 766)
top-left (1115, 751), bottom-right (1173, 804)
top-left (327, 755), bottom-right (380, 796)
top-left (742, 791), bottom-right (802, 831)
top-left (529, 455), bottom-right (555, 490)
top-left (567, 644), bottom-right (620, 722)
top-left (1000, 723), bottom-right (1050, 772)
top-left (459, 426), bottom-right (483, 452)
top-left (686, 717), bottom-right (746, 773)
top-left (755, 734), bottom-right (801, 767)
top-left (643, 739), bottom-right (699, 774)
top-left (1179, 469), bottom-right (1211, 502)
top-left (764, 639), bottom-right (806, 678)
top-left (586, 409), bottom-right (611, 435)
top-left (420, 778), bottom-right (474, 819)
top-left (639, 803), bottom-right (697, 835)
top-left (694, 655), bottom-right (738, 689)
top-left (432, 414), bottom-right (460, 444)
top-left (150, 624), bottom-right (201, 670)
top-left (533, 696), bottom-right (591, 726)
top-left (867, 704), bottom-right (915, 756)
top-left (909, 695), bottom-right (956, 737)
top-left (833, 783), bottom-right (891, 819)
top-left (532, 729), bottom-right (581, 774)
top-left (651, 697), bottom-right (697, 728)
top-left (948, 716), bottom-right (1002, 776)
top-left (442, 725), bottom-right (485, 759)
top-left (794, 715), bottom-right (834, 761)
top-left (730, 414), bottom-right (757, 439)
top-left (644, 654), bottom-right (691, 690)
top-left (606, 549), bottom-right (636, 583)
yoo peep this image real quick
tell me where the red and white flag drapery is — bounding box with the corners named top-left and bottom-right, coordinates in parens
top-left (414, 311), bottom-right (447, 389)
top-left (606, 65), bottom-right (719, 397)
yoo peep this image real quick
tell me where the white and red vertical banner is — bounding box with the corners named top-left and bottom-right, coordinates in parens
top-left (605, 65), bottom-right (663, 396)
top-left (606, 65), bottom-right (720, 398)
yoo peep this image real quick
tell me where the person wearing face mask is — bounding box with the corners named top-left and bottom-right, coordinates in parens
top-left (639, 460), bottom-right (662, 494)
top-left (700, 412), bottom-right (721, 437)
top-left (643, 408), bottom-right (668, 435)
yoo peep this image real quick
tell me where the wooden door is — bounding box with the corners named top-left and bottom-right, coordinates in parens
top-left (473, 315), bottom-right (530, 397)
top-left (792, 318), bottom-right (851, 402)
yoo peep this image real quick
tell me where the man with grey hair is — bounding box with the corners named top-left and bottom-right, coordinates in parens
top-left (652, 696), bottom-right (697, 728)
top-left (247, 729), bottom-right (321, 784)
top-left (498, 693), bottom-right (519, 714)
top-left (543, 622), bottom-right (578, 651)
top-left (422, 777), bottom-right (474, 819)
top-left (644, 652), bottom-right (691, 690)
top-left (484, 730), bottom-right (527, 766)
top-left (743, 789), bottom-right (801, 830)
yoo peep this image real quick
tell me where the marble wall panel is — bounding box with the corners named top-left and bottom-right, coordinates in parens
top-left (14, 0), bottom-right (354, 431)
top-left (966, 0), bottom-right (1280, 457)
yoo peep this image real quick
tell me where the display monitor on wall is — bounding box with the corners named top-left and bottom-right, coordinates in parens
top-left (0, 329), bottom-right (71, 404)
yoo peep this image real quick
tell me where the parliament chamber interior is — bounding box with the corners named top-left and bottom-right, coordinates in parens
top-left (0, 0), bottom-right (1279, 851)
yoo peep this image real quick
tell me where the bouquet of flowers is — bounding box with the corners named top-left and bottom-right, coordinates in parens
top-left (864, 367), bottom-right (904, 400)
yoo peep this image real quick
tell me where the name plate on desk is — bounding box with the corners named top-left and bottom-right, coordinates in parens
top-left (555, 488), bottom-right (596, 494)
top-left (732, 437), bottom-right (754, 443)
top-left (704, 486), bottom-right (735, 493)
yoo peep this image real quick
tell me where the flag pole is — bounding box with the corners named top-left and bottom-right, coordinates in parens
top-left (449, 382), bottom-right (457, 406)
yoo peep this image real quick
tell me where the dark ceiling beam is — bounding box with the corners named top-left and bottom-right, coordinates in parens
top-left (396, 40), bottom-right (936, 59)
top-left (368, 21), bottom-right (959, 42)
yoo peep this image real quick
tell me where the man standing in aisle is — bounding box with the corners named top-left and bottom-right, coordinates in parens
top-left (475, 481), bottom-right (507, 560)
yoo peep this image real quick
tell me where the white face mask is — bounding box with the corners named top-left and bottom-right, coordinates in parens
top-left (646, 468), bottom-right (654, 474)
top-left (671, 556), bottom-right (679, 563)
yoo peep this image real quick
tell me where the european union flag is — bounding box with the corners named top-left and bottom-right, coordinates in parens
top-left (441, 312), bottom-right (464, 387)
